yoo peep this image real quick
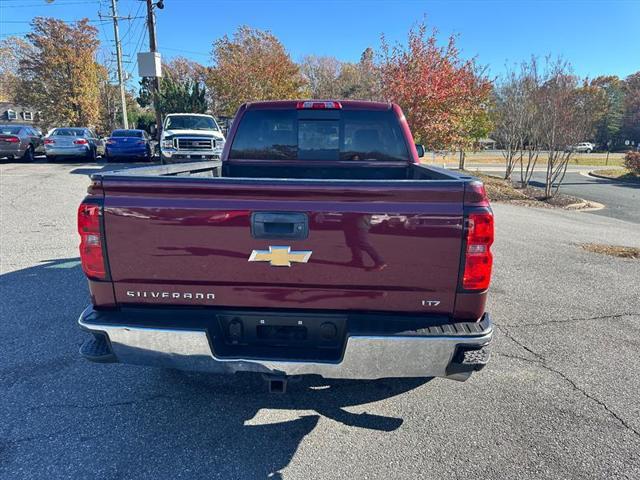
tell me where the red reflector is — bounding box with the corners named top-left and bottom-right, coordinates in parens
top-left (74, 138), bottom-right (89, 145)
top-left (77, 203), bottom-right (106, 280)
top-left (462, 212), bottom-right (494, 290)
top-left (296, 101), bottom-right (342, 110)
top-left (2, 136), bottom-right (20, 143)
top-left (44, 138), bottom-right (55, 144)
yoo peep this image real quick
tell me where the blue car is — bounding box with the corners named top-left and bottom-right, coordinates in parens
top-left (105, 129), bottom-right (152, 162)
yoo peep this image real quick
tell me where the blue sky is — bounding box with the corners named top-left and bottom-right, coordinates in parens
top-left (1, 0), bottom-right (639, 83)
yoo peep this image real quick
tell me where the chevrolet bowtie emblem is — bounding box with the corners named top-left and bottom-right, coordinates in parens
top-left (248, 246), bottom-right (312, 267)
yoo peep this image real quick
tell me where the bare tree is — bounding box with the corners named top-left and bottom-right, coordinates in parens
top-left (300, 49), bottom-right (382, 101)
top-left (493, 59), bottom-right (540, 182)
top-left (299, 55), bottom-right (342, 99)
top-left (537, 59), bottom-right (595, 198)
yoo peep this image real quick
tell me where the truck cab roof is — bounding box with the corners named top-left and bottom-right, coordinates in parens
top-left (244, 100), bottom-right (393, 111)
top-left (164, 113), bottom-right (216, 117)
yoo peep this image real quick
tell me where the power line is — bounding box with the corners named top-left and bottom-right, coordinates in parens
top-left (0, 1), bottom-right (101, 7)
top-left (0, 18), bottom-right (119, 23)
top-left (125, 21), bottom-right (147, 79)
top-left (123, 19), bottom-right (145, 76)
top-left (162, 46), bottom-right (210, 57)
top-left (120, 0), bottom-right (144, 43)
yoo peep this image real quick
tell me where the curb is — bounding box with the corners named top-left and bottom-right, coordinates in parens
top-left (587, 170), bottom-right (638, 184)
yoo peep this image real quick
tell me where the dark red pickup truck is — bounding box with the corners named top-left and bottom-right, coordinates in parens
top-left (77, 100), bottom-right (494, 387)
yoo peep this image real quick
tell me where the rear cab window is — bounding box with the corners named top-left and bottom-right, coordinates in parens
top-left (1, 126), bottom-right (22, 135)
top-left (52, 128), bottom-right (84, 136)
top-left (112, 130), bottom-right (144, 138)
top-left (230, 109), bottom-right (409, 161)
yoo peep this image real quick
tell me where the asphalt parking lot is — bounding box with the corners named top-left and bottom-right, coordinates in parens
top-left (1, 160), bottom-right (639, 479)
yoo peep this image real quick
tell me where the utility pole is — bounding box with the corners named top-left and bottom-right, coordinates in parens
top-left (145, 0), bottom-right (163, 139)
top-left (109, 0), bottom-right (128, 129)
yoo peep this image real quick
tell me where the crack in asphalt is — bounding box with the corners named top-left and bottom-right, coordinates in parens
top-left (3, 427), bottom-right (73, 446)
top-left (496, 325), bottom-right (640, 441)
top-left (497, 324), bottom-right (545, 361)
top-left (496, 312), bottom-right (639, 328)
top-left (25, 393), bottom-right (180, 412)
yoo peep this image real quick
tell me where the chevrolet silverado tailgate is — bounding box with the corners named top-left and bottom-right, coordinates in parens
top-left (101, 177), bottom-right (465, 314)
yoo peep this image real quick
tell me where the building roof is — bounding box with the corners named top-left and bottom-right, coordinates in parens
top-left (0, 102), bottom-right (33, 112)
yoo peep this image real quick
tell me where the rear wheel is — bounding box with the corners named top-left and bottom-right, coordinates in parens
top-left (21, 145), bottom-right (34, 162)
top-left (45, 154), bottom-right (56, 162)
top-left (585, 149), bottom-right (592, 154)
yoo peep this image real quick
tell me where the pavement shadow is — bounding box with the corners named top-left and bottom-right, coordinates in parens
top-left (0, 258), bottom-right (430, 479)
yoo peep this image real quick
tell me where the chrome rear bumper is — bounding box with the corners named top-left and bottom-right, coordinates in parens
top-left (79, 306), bottom-right (492, 381)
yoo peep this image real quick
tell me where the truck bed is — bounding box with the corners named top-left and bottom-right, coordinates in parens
top-left (88, 161), bottom-right (483, 318)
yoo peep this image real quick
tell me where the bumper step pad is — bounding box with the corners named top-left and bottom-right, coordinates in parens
top-left (80, 333), bottom-right (116, 363)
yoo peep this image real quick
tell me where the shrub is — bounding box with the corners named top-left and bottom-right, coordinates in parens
top-left (624, 151), bottom-right (640, 174)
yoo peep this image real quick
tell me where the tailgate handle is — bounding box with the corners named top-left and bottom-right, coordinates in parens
top-left (251, 212), bottom-right (309, 240)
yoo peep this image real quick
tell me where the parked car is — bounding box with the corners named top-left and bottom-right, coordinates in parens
top-left (0, 124), bottom-right (43, 161)
top-left (566, 142), bottom-right (595, 153)
top-left (104, 129), bottom-right (152, 162)
top-left (77, 100), bottom-right (494, 391)
top-left (159, 113), bottom-right (225, 164)
top-left (44, 127), bottom-right (105, 162)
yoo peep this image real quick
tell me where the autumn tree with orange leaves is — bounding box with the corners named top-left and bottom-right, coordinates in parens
top-left (16, 17), bottom-right (102, 127)
top-left (379, 22), bottom-right (492, 150)
top-left (207, 26), bottom-right (308, 116)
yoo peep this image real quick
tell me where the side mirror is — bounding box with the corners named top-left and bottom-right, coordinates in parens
top-left (415, 144), bottom-right (425, 158)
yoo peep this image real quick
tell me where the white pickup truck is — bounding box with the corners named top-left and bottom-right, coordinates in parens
top-left (159, 113), bottom-right (225, 163)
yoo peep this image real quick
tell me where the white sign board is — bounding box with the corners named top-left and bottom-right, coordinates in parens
top-left (137, 52), bottom-right (162, 78)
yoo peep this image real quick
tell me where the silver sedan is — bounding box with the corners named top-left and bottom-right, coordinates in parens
top-left (44, 127), bottom-right (105, 161)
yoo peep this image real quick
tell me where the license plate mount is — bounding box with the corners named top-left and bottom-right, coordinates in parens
top-left (214, 312), bottom-right (347, 360)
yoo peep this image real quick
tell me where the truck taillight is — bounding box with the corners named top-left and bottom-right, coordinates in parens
top-left (464, 181), bottom-right (490, 207)
top-left (462, 212), bottom-right (494, 291)
top-left (78, 202), bottom-right (106, 280)
top-left (296, 101), bottom-right (342, 109)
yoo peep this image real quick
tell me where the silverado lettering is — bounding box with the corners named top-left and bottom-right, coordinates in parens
top-left (126, 291), bottom-right (216, 300)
